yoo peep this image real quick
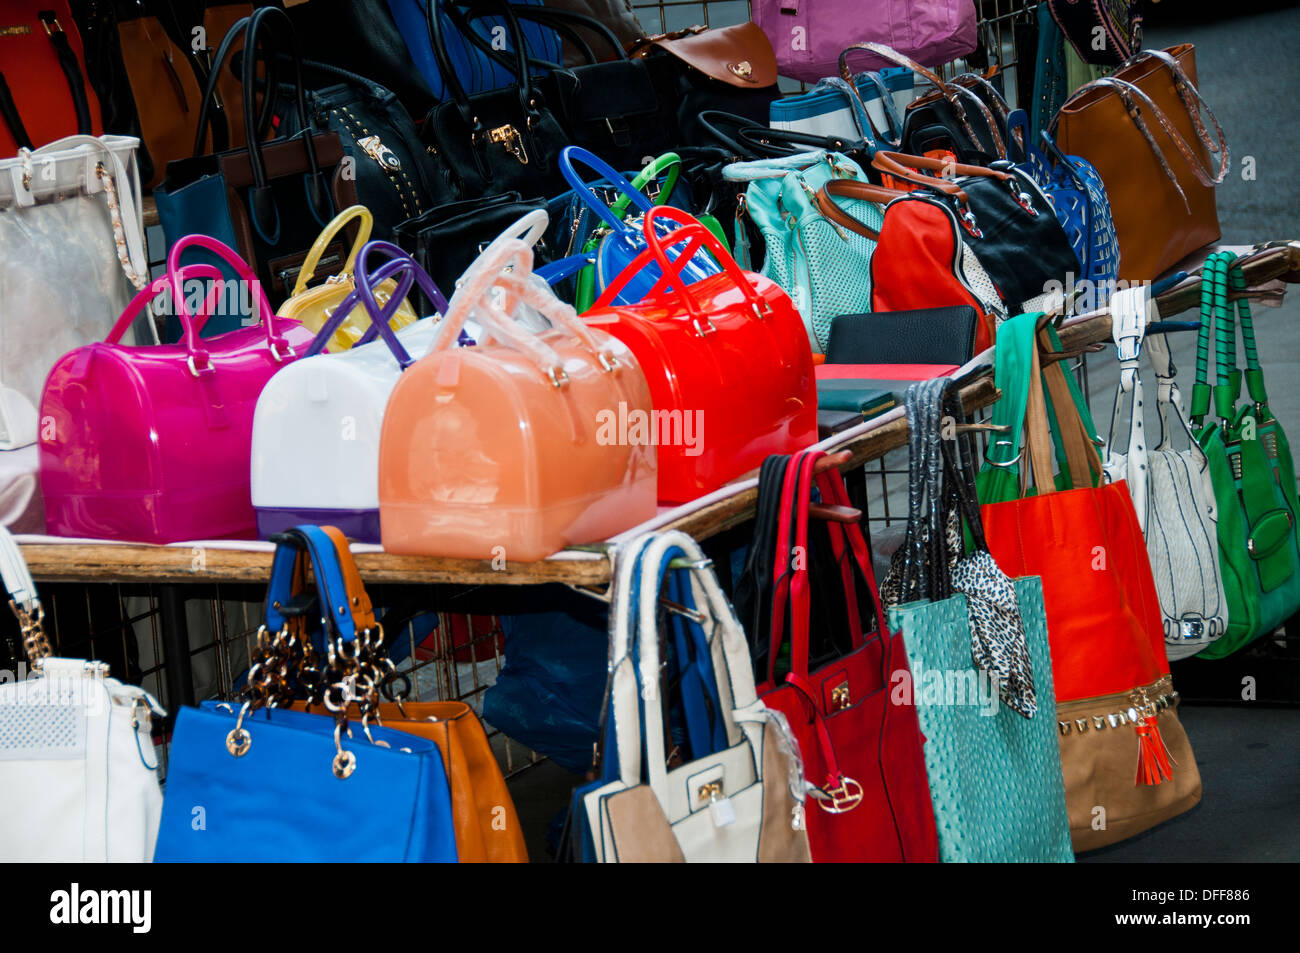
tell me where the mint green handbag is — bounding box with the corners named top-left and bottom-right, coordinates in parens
top-left (725, 150), bottom-right (882, 354)
top-left (885, 377), bottom-right (1073, 863)
top-left (1191, 251), bottom-right (1300, 657)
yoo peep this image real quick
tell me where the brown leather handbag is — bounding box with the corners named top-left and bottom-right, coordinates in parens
top-left (1053, 45), bottom-right (1228, 282)
top-left (294, 526), bottom-right (529, 864)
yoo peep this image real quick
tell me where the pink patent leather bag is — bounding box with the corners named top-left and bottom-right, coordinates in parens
top-left (38, 235), bottom-right (316, 543)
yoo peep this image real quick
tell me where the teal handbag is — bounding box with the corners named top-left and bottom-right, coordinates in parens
top-left (884, 378), bottom-right (1074, 863)
top-left (725, 150), bottom-right (882, 354)
top-left (1191, 251), bottom-right (1300, 657)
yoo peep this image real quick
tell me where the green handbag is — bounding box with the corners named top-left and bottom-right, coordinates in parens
top-left (1190, 251), bottom-right (1300, 657)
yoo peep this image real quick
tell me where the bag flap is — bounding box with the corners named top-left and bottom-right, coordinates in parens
top-left (640, 22), bottom-right (777, 89)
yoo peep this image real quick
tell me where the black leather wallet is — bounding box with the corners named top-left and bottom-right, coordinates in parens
top-left (825, 306), bottom-right (979, 366)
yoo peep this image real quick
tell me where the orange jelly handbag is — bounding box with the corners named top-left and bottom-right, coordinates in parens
top-left (378, 237), bottom-right (657, 561)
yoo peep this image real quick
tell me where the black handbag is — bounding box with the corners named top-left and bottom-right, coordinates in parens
top-left (153, 7), bottom-right (356, 331)
top-left (393, 191), bottom-right (553, 300)
top-left (902, 72), bottom-right (1027, 166)
top-left (271, 58), bottom-right (455, 241)
top-left (826, 306), bottom-right (980, 366)
top-left (420, 0), bottom-right (570, 200)
top-left (449, 1), bottom-right (676, 171)
top-left (696, 109), bottom-right (874, 167)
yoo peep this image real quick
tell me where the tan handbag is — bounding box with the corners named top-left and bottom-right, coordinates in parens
top-left (1054, 45), bottom-right (1228, 282)
top-left (1057, 677), bottom-right (1202, 851)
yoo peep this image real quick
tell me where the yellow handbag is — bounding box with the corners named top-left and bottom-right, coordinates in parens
top-left (277, 205), bottom-right (419, 353)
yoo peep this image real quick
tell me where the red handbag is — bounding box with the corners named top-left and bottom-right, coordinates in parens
top-left (586, 206), bottom-right (818, 503)
top-left (758, 449), bottom-right (939, 863)
top-left (0, 1), bottom-right (102, 154)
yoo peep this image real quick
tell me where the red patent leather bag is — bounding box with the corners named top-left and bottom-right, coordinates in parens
top-left (758, 449), bottom-right (939, 863)
top-left (586, 206), bottom-right (818, 503)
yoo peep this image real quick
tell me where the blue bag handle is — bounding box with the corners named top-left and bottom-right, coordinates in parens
top-left (264, 525), bottom-right (357, 643)
top-left (559, 146), bottom-right (655, 234)
top-left (535, 253), bottom-right (596, 285)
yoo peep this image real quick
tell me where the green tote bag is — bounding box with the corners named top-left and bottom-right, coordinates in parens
top-left (1191, 251), bottom-right (1300, 657)
top-left (884, 377), bottom-right (1074, 863)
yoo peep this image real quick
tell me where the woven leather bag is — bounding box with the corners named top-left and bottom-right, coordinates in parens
top-left (1054, 46), bottom-right (1227, 281)
top-left (1102, 286), bottom-right (1227, 660)
top-left (976, 312), bottom-right (1200, 851)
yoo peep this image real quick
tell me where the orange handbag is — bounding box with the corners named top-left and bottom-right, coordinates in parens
top-left (378, 235), bottom-right (657, 561)
top-left (290, 527), bottom-right (529, 863)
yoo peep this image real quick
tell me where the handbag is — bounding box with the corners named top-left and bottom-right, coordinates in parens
top-left (39, 235), bottom-right (315, 544)
top-left (80, 1), bottom-right (251, 188)
top-left (769, 68), bottom-right (912, 148)
top-left (253, 241), bottom-right (450, 543)
top-left (379, 232), bottom-right (657, 560)
top-left (560, 148), bottom-right (719, 310)
top-left (746, 448), bottom-right (940, 862)
top-left (825, 306), bottom-right (979, 367)
top-left (0, 1), bottom-right (101, 155)
top-left (755, 0), bottom-right (976, 85)
top-left (153, 6), bottom-right (357, 327)
top-left (1102, 286), bottom-right (1227, 660)
top-left (587, 207), bottom-right (818, 504)
top-left (0, 133), bottom-right (154, 450)
top-left (1190, 252), bottom-right (1300, 658)
top-left (272, 57), bottom-right (456, 240)
top-left (154, 525), bottom-right (459, 862)
top-left (883, 378), bottom-right (1074, 862)
top-left (976, 312), bottom-right (1201, 850)
top-left (728, 150), bottom-right (880, 354)
top-left (1047, 0), bottom-right (1143, 67)
top-left (419, 0), bottom-right (569, 201)
top-left (582, 530), bottom-right (813, 863)
top-left (290, 526), bottom-right (528, 862)
top-left (629, 22), bottom-right (780, 147)
top-left (276, 205), bottom-right (421, 354)
top-left (0, 524), bottom-right (165, 862)
top-left (1053, 46), bottom-right (1228, 281)
top-left (1020, 124), bottom-right (1121, 292)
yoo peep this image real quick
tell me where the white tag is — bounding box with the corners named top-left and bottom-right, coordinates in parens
top-left (710, 795), bottom-right (737, 828)
top-left (791, 803), bottom-right (806, 831)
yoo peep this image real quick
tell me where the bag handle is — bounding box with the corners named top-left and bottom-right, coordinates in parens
top-left (0, 523), bottom-right (49, 665)
top-left (106, 264), bottom-right (228, 345)
top-left (559, 146), bottom-right (658, 234)
top-left (165, 234), bottom-right (288, 370)
top-left (303, 257), bottom-right (418, 362)
top-left (426, 0), bottom-right (541, 130)
top-left (871, 149), bottom-right (1018, 198)
top-left (1104, 285), bottom-right (1153, 528)
top-left (448, 1), bottom-right (625, 70)
top-left (264, 524), bottom-right (358, 643)
top-left (813, 179), bottom-right (902, 241)
top-left (608, 152), bottom-right (682, 221)
top-left (698, 109), bottom-right (863, 160)
top-left (291, 205), bottom-right (374, 297)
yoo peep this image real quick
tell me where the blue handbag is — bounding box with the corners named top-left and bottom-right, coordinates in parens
top-left (559, 147), bottom-right (720, 309)
top-left (387, 0), bottom-right (561, 102)
top-left (154, 525), bottom-right (459, 862)
top-left (1015, 112), bottom-right (1121, 294)
top-left (769, 68), bottom-right (912, 147)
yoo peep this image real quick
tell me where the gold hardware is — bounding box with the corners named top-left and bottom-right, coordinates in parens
top-left (357, 135), bottom-right (401, 173)
top-left (0, 25), bottom-right (32, 37)
top-left (697, 781), bottom-right (724, 803)
top-left (728, 61), bottom-right (754, 80)
top-left (817, 776), bottom-right (864, 814)
top-left (488, 124), bottom-right (529, 165)
top-left (10, 598), bottom-right (51, 665)
top-left (830, 682), bottom-right (851, 711)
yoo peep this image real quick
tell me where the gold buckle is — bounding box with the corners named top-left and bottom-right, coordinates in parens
top-left (728, 60), bottom-right (754, 81)
top-left (817, 776), bottom-right (863, 814)
top-left (697, 781), bottom-right (723, 803)
top-left (357, 135), bottom-right (401, 172)
top-left (488, 124), bottom-right (529, 166)
top-left (830, 682), bottom-right (850, 711)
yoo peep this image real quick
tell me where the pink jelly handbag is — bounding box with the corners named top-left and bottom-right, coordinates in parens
top-left (379, 236), bottom-right (657, 562)
top-left (39, 235), bottom-right (316, 543)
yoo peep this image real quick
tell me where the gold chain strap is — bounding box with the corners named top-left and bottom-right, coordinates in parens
top-left (10, 598), bottom-right (51, 667)
top-left (94, 162), bottom-right (147, 292)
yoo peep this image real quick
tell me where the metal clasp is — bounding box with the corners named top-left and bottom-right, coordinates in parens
top-left (357, 135), bottom-right (401, 173)
top-left (488, 124), bottom-right (529, 166)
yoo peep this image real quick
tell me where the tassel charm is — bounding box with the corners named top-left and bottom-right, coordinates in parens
top-left (1135, 715), bottom-right (1176, 786)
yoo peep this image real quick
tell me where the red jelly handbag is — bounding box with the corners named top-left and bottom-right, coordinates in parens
top-left (586, 206), bottom-right (818, 503)
top-left (758, 449), bottom-right (939, 862)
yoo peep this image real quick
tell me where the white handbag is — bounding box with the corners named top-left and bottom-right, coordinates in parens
top-left (1103, 286), bottom-right (1228, 659)
top-left (250, 212), bottom-right (552, 543)
top-left (0, 134), bottom-right (155, 449)
top-left (583, 531), bottom-right (812, 863)
top-left (0, 525), bottom-right (165, 862)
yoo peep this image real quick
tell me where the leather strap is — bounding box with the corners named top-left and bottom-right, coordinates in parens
top-left (0, 524), bottom-right (38, 615)
top-left (321, 527), bottom-right (376, 631)
top-left (1105, 285), bottom-right (1152, 526)
top-left (1040, 327), bottom-right (1104, 489)
top-left (812, 179), bottom-right (903, 240)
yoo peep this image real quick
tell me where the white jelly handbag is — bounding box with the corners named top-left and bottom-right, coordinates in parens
top-left (1103, 285), bottom-right (1228, 659)
top-left (0, 525), bottom-right (165, 862)
top-left (0, 134), bottom-right (155, 449)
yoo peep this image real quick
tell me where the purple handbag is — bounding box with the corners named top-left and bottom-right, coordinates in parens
top-left (754, 0), bottom-right (979, 83)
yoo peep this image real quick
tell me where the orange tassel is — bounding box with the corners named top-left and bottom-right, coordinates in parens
top-left (1135, 716), bottom-right (1176, 786)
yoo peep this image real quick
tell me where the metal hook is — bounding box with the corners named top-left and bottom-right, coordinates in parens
top-left (984, 438), bottom-right (1022, 468)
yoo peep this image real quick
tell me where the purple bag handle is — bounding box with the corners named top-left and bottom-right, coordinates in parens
top-left (303, 259), bottom-right (418, 367)
top-left (351, 241), bottom-right (449, 346)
